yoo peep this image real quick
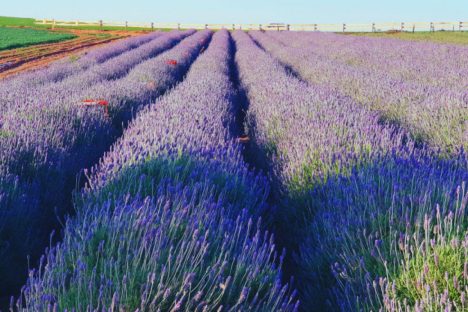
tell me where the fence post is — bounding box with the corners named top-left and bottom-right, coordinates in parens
top-left (52, 19), bottom-right (56, 30)
top-left (342, 23), bottom-right (346, 32)
top-left (151, 22), bottom-right (154, 30)
top-left (372, 22), bottom-right (376, 32)
top-left (125, 21), bottom-right (128, 30)
top-left (232, 24), bottom-right (235, 30)
top-left (99, 20), bottom-right (103, 29)
top-left (287, 24), bottom-right (290, 31)
top-left (314, 23), bottom-right (317, 31)
top-left (178, 23), bottom-right (181, 30)
top-left (259, 24), bottom-right (262, 30)
top-left (205, 24), bottom-right (208, 29)
top-left (460, 21), bottom-right (463, 31)
top-left (401, 22), bottom-right (404, 31)
top-left (412, 24), bottom-right (415, 33)
top-left (430, 22), bottom-right (434, 32)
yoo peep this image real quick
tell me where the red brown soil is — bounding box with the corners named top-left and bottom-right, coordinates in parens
top-left (0, 28), bottom-right (149, 79)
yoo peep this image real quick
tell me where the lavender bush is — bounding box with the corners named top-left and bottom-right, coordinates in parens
top-left (249, 31), bottom-right (468, 155)
top-left (0, 30), bottom-right (183, 115)
top-left (232, 30), bottom-right (407, 202)
top-left (267, 31), bottom-right (468, 92)
top-left (0, 30), bottom-right (210, 299)
top-left (0, 31), bottom-right (159, 94)
top-left (379, 192), bottom-right (467, 311)
top-left (16, 30), bottom-right (298, 311)
top-left (1, 28), bottom-right (465, 311)
top-left (233, 30), bottom-right (468, 311)
top-left (301, 155), bottom-right (467, 310)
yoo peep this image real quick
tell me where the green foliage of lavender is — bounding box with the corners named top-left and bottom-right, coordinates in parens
top-left (1, 27), bottom-right (466, 312)
top-left (233, 30), bottom-right (468, 311)
top-left (0, 29), bottom-right (208, 297)
top-left (16, 30), bottom-right (298, 311)
top-left (302, 156), bottom-right (467, 311)
top-left (249, 31), bottom-right (468, 155)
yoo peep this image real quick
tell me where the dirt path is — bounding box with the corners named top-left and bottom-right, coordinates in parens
top-left (0, 28), bottom-right (149, 79)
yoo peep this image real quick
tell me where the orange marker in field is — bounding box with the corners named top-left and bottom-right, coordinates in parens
top-left (80, 99), bottom-right (109, 117)
top-left (237, 135), bottom-right (250, 143)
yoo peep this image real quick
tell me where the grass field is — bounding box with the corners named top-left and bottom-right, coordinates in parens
top-left (0, 16), bottom-right (155, 31)
top-left (0, 27), bottom-right (77, 51)
top-left (348, 31), bottom-right (468, 44)
top-left (0, 16), bottom-right (39, 27)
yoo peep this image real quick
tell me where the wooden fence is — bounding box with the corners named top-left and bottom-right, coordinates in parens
top-left (36, 19), bottom-right (468, 32)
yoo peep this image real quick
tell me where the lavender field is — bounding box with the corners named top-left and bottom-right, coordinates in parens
top-left (0, 29), bottom-right (466, 311)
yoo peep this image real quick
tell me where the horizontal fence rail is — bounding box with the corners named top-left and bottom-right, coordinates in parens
top-left (35, 19), bottom-right (468, 32)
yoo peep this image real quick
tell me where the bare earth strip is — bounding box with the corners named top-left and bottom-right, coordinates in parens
top-left (0, 29), bottom-right (148, 79)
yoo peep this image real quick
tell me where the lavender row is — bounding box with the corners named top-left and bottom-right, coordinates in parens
top-left (232, 28), bottom-right (403, 308)
top-left (303, 154), bottom-right (467, 311)
top-left (233, 30), bottom-right (468, 310)
top-left (85, 33), bottom-right (160, 63)
top-left (249, 31), bottom-right (468, 154)
top-left (0, 32), bottom-right (160, 108)
top-left (267, 31), bottom-right (468, 91)
top-left (0, 30), bottom-right (196, 178)
top-left (232, 30), bottom-right (406, 194)
top-left (0, 30), bottom-right (210, 298)
top-left (17, 30), bottom-right (298, 311)
top-left (0, 30), bottom-right (186, 115)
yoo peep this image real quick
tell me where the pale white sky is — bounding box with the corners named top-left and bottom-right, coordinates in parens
top-left (3, 0), bottom-right (468, 24)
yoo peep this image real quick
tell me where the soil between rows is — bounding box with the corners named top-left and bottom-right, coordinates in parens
top-left (0, 28), bottom-right (151, 79)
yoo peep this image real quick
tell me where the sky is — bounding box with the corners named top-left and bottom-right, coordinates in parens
top-left (2, 0), bottom-right (468, 24)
